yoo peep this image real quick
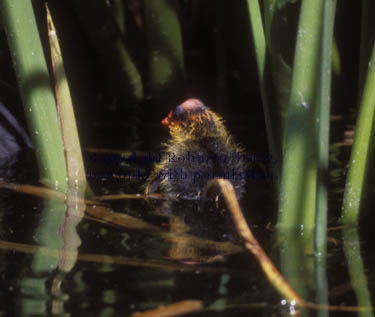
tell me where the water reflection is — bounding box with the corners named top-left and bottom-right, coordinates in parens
top-left (16, 184), bottom-right (86, 316)
top-left (0, 155), bottom-right (374, 316)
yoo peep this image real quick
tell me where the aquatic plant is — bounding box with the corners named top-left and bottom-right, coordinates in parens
top-left (0, 0), bottom-right (68, 190)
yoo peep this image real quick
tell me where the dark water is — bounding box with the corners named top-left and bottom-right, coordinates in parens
top-left (0, 126), bottom-right (374, 317)
top-left (0, 193), bottom-right (374, 316)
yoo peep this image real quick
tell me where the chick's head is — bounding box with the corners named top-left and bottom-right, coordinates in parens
top-left (162, 99), bottom-right (228, 141)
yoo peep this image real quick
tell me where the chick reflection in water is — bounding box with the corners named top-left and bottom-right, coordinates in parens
top-left (146, 99), bottom-right (247, 241)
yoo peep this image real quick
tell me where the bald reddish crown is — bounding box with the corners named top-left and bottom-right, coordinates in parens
top-left (161, 99), bottom-right (208, 127)
top-left (175, 99), bottom-right (207, 117)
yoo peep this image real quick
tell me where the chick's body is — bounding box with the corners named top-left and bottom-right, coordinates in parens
top-left (146, 99), bottom-right (246, 200)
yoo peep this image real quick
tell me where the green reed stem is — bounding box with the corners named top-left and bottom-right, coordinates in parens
top-left (263, 0), bottom-right (293, 149)
top-left (47, 7), bottom-right (87, 188)
top-left (278, 0), bottom-right (324, 230)
top-left (315, 1), bottom-right (336, 312)
top-left (341, 43), bottom-right (375, 224)
top-left (358, 0), bottom-right (375, 99)
top-left (342, 227), bottom-right (373, 316)
top-left (315, 0), bottom-right (336, 257)
top-left (111, 0), bottom-right (126, 34)
top-left (247, 0), bottom-right (282, 170)
top-left (143, 0), bottom-right (185, 104)
top-left (0, 0), bottom-right (67, 191)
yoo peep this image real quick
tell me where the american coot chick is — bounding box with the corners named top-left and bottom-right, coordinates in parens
top-left (146, 99), bottom-right (246, 201)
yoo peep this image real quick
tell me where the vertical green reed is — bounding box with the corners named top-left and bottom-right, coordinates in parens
top-left (263, 0), bottom-right (293, 149)
top-left (111, 0), bottom-right (126, 34)
top-left (315, 1), bottom-right (336, 312)
top-left (143, 0), bottom-right (185, 104)
top-left (340, 44), bottom-right (375, 224)
top-left (340, 3), bottom-right (375, 312)
top-left (47, 7), bottom-right (87, 187)
top-left (358, 0), bottom-right (375, 98)
top-left (246, 0), bottom-right (282, 168)
top-left (71, 0), bottom-right (143, 104)
top-left (0, 0), bottom-right (67, 191)
top-left (278, 0), bottom-right (324, 230)
top-left (248, 1), bottom-right (325, 298)
top-left (273, 1), bottom-right (324, 300)
top-left (342, 227), bottom-right (373, 316)
top-left (340, 0), bottom-right (375, 225)
top-left (315, 0), bottom-right (336, 257)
